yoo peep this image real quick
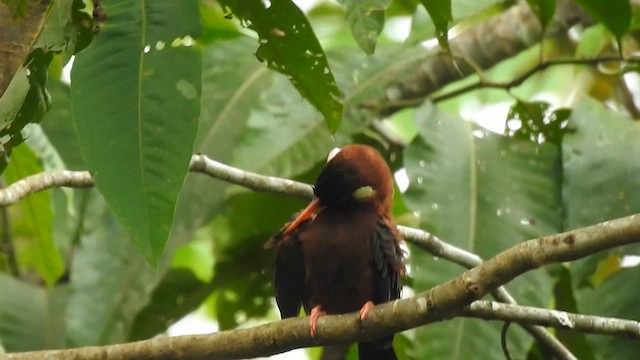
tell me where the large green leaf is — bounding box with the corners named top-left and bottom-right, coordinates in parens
top-left (403, 103), bottom-right (561, 359)
top-left (577, 267), bottom-right (640, 360)
top-left (71, 0), bottom-right (202, 264)
top-left (563, 97), bottom-right (640, 284)
top-left (66, 191), bottom-right (156, 346)
top-left (338, 0), bottom-right (390, 54)
top-left (3, 144), bottom-right (63, 286)
top-left (219, 0), bottom-right (343, 133)
top-left (0, 273), bottom-right (67, 351)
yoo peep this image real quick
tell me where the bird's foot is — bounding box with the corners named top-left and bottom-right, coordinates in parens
top-left (359, 301), bottom-right (375, 322)
top-left (309, 305), bottom-right (326, 337)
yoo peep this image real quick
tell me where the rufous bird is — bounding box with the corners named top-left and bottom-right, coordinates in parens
top-left (264, 144), bottom-right (405, 360)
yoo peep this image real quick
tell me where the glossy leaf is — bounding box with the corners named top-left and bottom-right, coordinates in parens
top-left (419, 0), bottom-right (452, 50)
top-left (66, 191), bottom-right (156, 346)
top-left (71, 0), bottom-right (202, 264)
top-left (3, 144), bottom-right (63, 286)
top-left (339, 0), bottom-right (391, 54)
top-left (403, 103), bottom-right (560, 359)
top-left (219, 0), bottom-right (343, 133)
top-left (572, 0), bottom-right (630, 48)
top-left (0, 274), bottom-right (67, 351)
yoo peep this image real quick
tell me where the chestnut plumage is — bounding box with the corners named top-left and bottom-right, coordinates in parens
top-left (265, 145), bottom-right (405, 360)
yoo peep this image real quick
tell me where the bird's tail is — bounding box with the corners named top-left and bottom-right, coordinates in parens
top-left (357, 340), bottom-right (397, 360)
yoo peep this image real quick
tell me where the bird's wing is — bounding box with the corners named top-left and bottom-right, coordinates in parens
top-left (371, 219), bottom-right (404, 304)
top-left (265, 214), bottom-right (312, 319)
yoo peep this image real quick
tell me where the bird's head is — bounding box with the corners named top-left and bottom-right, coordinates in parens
top-left (282, 144), bottom-right (394, 235)
top-left (314, 144), bottom-right (394, 210)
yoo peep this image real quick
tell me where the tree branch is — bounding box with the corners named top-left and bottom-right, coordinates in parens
top-left (7, 214), bottom-right (640, 359)
top-left (463, 301), bottom-right (640, 340)
top-left (2, 154), bottom-right (636, 359)
top-left (374, 0), bottom-right (592, 116)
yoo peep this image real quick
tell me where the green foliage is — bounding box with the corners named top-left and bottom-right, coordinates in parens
top-left (339, 0), bottom-right (390, 54)
top-left (1, 0), bottom-right (640, 358)
top-left (572, 0), bottom-right (631, 49)
top-left (404, 102), bottom-right (560, 359)
top-left (71, 0), bottom-right (202, 265)
top-left (525, 0), bottom-right (555, 30)
top-left (0, 274), bottom-right (67, 351)
top-left (419, 0), bottom-right (452, 50)
top-left (3, 144), bottom-right (62, 286)
top-left (219, 0), bottom-right (343, 133)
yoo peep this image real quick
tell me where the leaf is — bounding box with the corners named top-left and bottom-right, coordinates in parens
top-left (0, 67), bottom-right (30, 169)
top-left (0, 273), bottom-right (67, 351)
top-left (219, 0), bottom-right (343, 133)
top-left (338, 0), bottom-right (390, 54)
top-left (230, 45), bottom-right (422, 180)
top-left (66, 190), bottom-right (156, 346)
top-left (505, 100), bottom-right (572, 145)
top-left (403, 103), bottom-right (560, 359)
top-left (35, 0), bottom-right (93, 63)
top-left (577, 267), bottom-right (640, 360)
top-left (3, 144), bottom-right (63, 286)
top-left (208, 191), bottom-right (306, 329)
top-left (563, 97), bottom-right (640, 283)
top-left (419, 0), bottom-right (452, 50)
top-left (572, 0), bottom-right (630, 49)
top-left (0, 49), bottom-right (52, 170)
top-left (128, 268), bottom-right (209, 341)
top-left (525, 0), bottom-right (555, 30)
top-left (71, 0), bottom-right (202, 265)
top-left (40, 80), bottom-right (84, 170)
top-left (575, 24), bottom-right (613, 58)
top-left (167, 37), bottom-right (270, 257)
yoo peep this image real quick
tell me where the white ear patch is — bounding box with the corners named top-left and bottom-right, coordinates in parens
top-left (352, 186), bottom-right (375, 201)
top-left (326, 147), bottom-right (341, 163)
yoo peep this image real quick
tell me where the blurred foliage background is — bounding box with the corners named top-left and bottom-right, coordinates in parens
top-left (1, 0), bottom-right (640, 359)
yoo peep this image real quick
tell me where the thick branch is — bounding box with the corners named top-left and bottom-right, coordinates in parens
top-left (376, 0), bottom-right (591, 116)
top-left (7, 215), bottom-right (640, 359)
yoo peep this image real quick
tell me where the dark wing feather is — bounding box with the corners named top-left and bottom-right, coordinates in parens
top-left (371, 219), bottom-right (404, 305)
top-left (266, 213), bottom-right (312, 319)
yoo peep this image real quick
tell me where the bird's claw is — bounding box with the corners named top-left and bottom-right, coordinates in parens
top-left (309, 305), bottom-right (326, 337)
top-left (359, 301), bottom-right (375, 322)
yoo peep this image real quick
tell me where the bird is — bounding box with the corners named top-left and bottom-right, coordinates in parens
top-left (264, 144), bottom-right (405, 360)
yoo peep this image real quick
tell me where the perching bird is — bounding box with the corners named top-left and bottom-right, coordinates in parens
top-left (264, 144), bottom-right (405, 360)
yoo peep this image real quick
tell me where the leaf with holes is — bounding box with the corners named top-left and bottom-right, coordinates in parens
top-left (219, 0), bottom-right (343, 133)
